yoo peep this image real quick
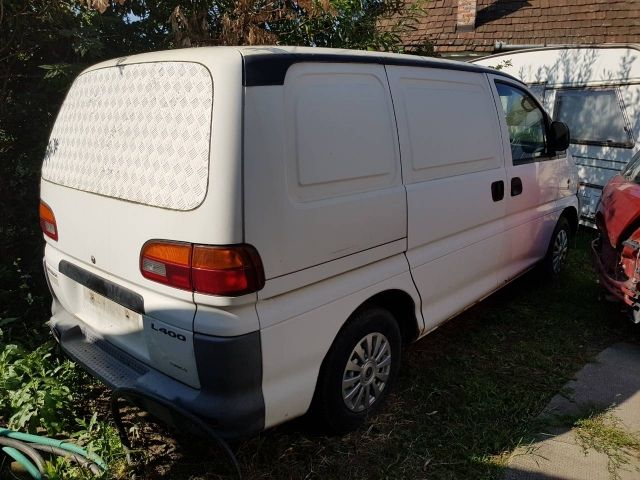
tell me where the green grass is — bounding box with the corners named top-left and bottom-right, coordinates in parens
top-left (3, 230), bottom-right (640, 479)
top-left (574, 411), bottom-right (640, 480)
top-left (168, 229), bottom-right (637, 480)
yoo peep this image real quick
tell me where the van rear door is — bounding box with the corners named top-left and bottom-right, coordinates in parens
top-left (40, 51), bottom-right (244, 388)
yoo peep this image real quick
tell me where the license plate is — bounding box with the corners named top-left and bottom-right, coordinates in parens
top-left (83, 287), bottom-right (142, 334)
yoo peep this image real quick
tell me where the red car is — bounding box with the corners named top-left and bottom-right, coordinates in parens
top-left (593, 153), bottom-right (640, 324)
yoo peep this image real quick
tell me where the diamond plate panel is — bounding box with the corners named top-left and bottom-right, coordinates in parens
top-left (42, 62), bottom-right (213, 210)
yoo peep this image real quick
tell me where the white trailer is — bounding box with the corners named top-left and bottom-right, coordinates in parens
top-left (474, 45), bottom-right (640, 226)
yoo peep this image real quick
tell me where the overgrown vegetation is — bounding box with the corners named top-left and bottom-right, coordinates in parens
top-left (574, 411), bottom-right (640, 480)
top-left (0, 321), bottom-right (131, 478)
top-left (0, 340), bottom-right (79, 433)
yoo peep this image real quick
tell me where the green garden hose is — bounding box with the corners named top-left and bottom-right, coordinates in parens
top-left (1, 446), bottom-right (43, 480)
top-left (0, 427), bottom-right (106, 478)
top-left (0, 437), bottom-right (46, 474)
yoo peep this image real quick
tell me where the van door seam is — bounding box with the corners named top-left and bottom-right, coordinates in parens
top-left (383, 64), bottom-right (425, 332)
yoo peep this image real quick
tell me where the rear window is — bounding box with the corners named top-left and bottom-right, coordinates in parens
top-left (42, 62), bottom-right (213, 210)
top-left (553, 88), bottom-right (633, 148)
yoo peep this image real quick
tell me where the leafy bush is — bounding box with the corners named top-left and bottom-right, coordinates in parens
top-left (44, 414), bottom-right (133, 479)
top-left (0, 339), bottom-right (83, 434)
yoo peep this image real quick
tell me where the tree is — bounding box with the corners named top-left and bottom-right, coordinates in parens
top-left (78, 0), bottom-right (432, 52)
top-left (0, 0), bottom-right (158, 324)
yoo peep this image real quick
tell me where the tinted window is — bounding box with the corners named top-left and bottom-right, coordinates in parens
top-left (554, 89), bottom-right (633, 147)
top-left (528, 84), bottom-right (545, 103)
top-left (496, 82), bottom-right (547, 164)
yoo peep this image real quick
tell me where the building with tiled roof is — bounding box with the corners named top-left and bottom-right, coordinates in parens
top-left (403, 0), bottom-right (640, 59)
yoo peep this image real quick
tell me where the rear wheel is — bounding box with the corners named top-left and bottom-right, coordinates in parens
top-left (543, 216), bottom-right (571, 276)
top-left (310, 307), bottom-right (401, 434)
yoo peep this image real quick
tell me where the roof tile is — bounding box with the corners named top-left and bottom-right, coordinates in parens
top-left (400, 0), bottom-right (640, 54)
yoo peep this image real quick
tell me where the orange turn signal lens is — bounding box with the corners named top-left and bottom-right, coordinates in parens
top-left (140, 241), bottom-right (192, 290)
top-left (39, 201), bottom-right (58, 241)
top-left (142, 242), bottom-right (192, 266)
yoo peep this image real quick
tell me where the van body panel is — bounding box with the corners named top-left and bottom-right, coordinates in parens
top-left (473, 46), bottom-right (640, 225)
top-left (259, 256), bottom-right (421, 428)
top-left (193, 302), bottom-right (260, 337)
top-left (501, 197), bottom-right (576, 279)
top-left (243, 63), bottom-right (406, 281)
top-left (502, 155), bottom-right (577, 275)
top-left (256, 253), bottom-right (419, 331)
top-left (386, 65), bottom-right (507, 331)
top-left (257, 238), bottom-right (407, 301)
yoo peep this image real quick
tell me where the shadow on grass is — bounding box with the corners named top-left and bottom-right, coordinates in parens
top-left (148, 230), bottom-right (640, 479)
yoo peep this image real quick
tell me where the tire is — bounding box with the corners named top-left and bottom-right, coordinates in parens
top-left (310, 307), bottom-right (401, 434)
top-left (543, 216), bottom-right (571, 277)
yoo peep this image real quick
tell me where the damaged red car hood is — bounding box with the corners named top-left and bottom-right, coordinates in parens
top-left (599, 175), bottom-right (640, 248)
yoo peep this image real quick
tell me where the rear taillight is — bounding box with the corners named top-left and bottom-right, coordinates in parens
top-left (140, 241), bottom-right (265, 297)
top-left (140, 241), bottom-right (192, 290)
top-left (39, 201), bottom-right (58, 241)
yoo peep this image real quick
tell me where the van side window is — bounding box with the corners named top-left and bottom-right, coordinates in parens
top-left (553, 88), bottom-right (634, 148)
top-left (495, 82), bottom-right (547, 165)
top-left (527, 84), bottom-right (546, 103)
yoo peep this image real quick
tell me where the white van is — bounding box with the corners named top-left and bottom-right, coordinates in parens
top-left (40, 46), bottom-right (578, 437)
top-left (473, 45), bottom-right (640, 226)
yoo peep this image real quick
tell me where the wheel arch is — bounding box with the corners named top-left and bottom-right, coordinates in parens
top-left (561, 206), bottom-right (579, 237)
top-left (308, 287), bottom-right (418, 429)
top-left (312, 288), bottom-right (420, 397)
top-left (353, 289), bottom-right (420, 345)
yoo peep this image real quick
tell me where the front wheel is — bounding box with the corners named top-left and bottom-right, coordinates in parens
top-left (310, 307), bottom-right (401, 434)
top-left (543, 216), bottom-right (571, 276)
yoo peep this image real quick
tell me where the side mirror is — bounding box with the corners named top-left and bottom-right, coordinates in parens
top-left (549, 121), bottom-right (570, 152)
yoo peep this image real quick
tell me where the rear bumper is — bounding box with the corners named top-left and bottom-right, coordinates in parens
top-left (49, 309), bottom-right (265, 439)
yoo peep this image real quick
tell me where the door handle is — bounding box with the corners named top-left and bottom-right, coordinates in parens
top-left (491, 180), bottom-right (504, 202)
top-left (511, 177), bottom-right (523, 196)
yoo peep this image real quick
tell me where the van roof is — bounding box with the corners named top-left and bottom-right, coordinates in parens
top-left (83, 45), bottom-right (522, 86)
top-left (473, 45), bottom-right (640, 86)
